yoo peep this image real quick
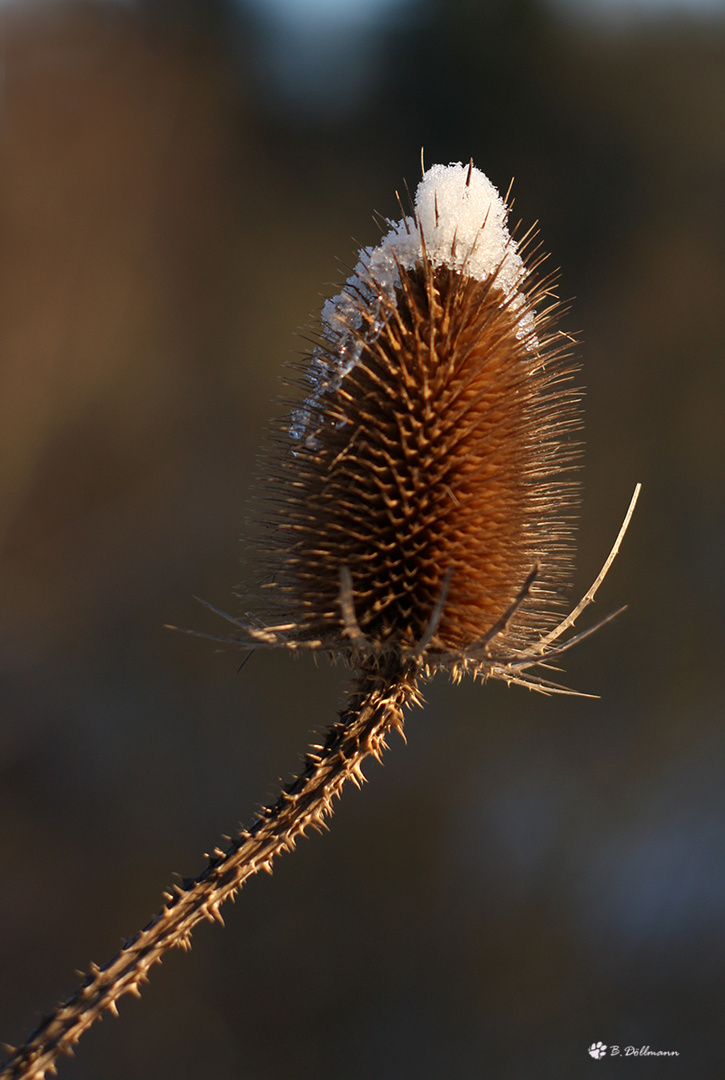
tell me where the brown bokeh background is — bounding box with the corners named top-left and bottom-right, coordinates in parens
top-left (1, 1), bottom-right (724, 1077)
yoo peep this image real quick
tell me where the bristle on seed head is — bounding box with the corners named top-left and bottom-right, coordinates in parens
top-left (248, 162), bottom-right (583, 685)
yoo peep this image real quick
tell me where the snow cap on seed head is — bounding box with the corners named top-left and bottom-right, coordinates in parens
top-left (321, 162), bottom-right (528, 351)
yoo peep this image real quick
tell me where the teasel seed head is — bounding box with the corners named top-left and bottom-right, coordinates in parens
top-left (3, 164), bottom-right (640, 1080)
top-left (235, 161), bottom-right (634, 691)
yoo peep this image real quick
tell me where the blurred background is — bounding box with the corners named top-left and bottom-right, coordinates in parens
top-left (0, 0), bottom-right (723, 1076)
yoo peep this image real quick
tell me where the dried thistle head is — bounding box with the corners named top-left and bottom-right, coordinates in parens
top-left (2, 162), bottom-right (640, 1080)
top-left (222, 161), bottom-right (638, 692)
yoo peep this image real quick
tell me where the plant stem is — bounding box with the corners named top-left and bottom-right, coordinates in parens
top-left (1, 658), bottom-right (421, 1080)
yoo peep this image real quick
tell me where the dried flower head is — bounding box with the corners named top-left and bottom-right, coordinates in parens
top-left (1, 161), bottom-right (639, 1080)
top-left (218, 160), bottom-right (638, 692)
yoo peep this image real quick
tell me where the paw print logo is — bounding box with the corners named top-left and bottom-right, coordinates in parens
top-left (588, 1042), bottom-right (608, 1059)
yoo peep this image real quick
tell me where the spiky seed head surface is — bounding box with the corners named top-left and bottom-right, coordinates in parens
top-left (252, 163), bottom-right (581, 673)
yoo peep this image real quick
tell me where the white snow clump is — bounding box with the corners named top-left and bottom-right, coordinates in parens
top-left (292, 163), bottom-right (535, 446)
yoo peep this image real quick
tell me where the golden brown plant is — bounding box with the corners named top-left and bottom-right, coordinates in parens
top-left (0, 161), bottom-right (638, 1080)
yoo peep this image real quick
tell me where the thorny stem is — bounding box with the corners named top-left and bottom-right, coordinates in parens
top-left (0, 659), bottom-right (422, 1080)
